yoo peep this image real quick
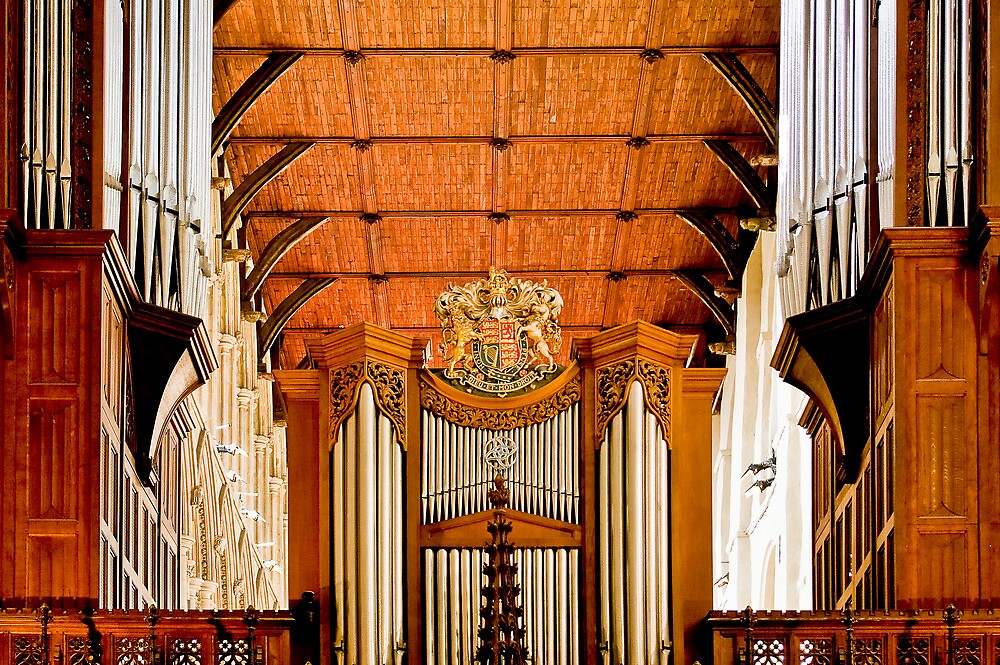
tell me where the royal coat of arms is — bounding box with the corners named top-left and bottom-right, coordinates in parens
top-left (433, 268), bottom-right (564, 395)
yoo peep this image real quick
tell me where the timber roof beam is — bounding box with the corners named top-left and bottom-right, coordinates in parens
top-left (212, 51), bottom-right (305, 156)
top-left (220, 141), bottom-right (315, 240)
top-left (258, 277), bottom-right (338, 357)
top-left (704, 139), bottom-right (774, 213)
top-left (242, 216), bottom-right (330, 300)
top-left (703, 52), bottom-right (777, 146)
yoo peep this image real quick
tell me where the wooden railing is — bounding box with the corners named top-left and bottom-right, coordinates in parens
top-left (0, 598), bottom-right (320, 664)
top-left (709, 606), bottom-right (999, 665)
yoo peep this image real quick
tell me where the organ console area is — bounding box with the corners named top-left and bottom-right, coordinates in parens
top-left (276, 317), bottom-right (724, 665)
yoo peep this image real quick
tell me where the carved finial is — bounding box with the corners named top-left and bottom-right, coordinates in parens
top-left (351, 138), bottom-right (373, 152)
top-left (490, 137), bottom-right (513, 153)
top-left (343, 50), bottom-right (364, 65)
top-left (944, 604), bottom-right (959, 627)
top-left (616, 210), bottom-right (638, 223)
top-left (489, 50), bottom-right (516, 63)
top-left (626, 136), bottom-right (651, 150)
top-left (640, 48), bottom-right (664, 64)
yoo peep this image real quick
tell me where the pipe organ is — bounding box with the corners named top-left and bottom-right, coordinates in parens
top-left (278, 317), bottom-right (725, 665)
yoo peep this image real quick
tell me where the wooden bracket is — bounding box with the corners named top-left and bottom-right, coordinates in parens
top-left (704, 139), bottom-right (773, 212)
top-left (212, 51), bottom-right (305, 155)
top-left (220, 142), bottom-right (315, 239)
top-left (242, 216), bottom-right (330, 300)
top-left (258, 278), bottom-right (338, 357)
top-left (703, 53), bottom-right (777, 146)
top-left (672, 269), bottom-right (736, 337)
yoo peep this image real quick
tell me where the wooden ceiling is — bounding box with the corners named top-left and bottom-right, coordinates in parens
top-left (212, 0), bottom-right (779, 368)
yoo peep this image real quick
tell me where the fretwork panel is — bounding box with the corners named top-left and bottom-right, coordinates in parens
top-left (420, 404), bottom-right (580, 525)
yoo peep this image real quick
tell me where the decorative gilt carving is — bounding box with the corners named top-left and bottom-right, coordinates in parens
top-left (329, 360), bottom-right (408, 447)
top-left (595, 358), bottom-right (672, 444)
top-left (420, 374), bottom-right (581, 430)
top-left (596, 360), bottom-right (636, 442)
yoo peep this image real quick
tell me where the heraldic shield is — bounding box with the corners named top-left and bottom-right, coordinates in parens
top-left (433, 267), bottom-right (563, 395)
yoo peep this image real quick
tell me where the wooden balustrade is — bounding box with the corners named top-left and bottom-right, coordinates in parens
top-left (0, 602), bottom-right (319, 664)
top-left (709, 606), bottom-right (1000, 665)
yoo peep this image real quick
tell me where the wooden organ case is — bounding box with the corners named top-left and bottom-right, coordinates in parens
top-left (276, 321), bottom-right (724, 665)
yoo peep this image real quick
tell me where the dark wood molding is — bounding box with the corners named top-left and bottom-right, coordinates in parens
top-left (211, 51), bottom-right (305, 156)
top-left (703, 139), bottom-right (772, 212)
top-left (220, 141), bottom-right (315, 239)
top-left (703, 52), bottom-right (777, 146)
top-left (242, 216), bottom-right (329, 300)
top-left (675, 209), bottom-right (747, 280)
top-left (258, 277), bottom-right (338, 357)
top-left (771, 295), bottom-right (869, 478)
top-left (671, 269), bottom-right (736, 337)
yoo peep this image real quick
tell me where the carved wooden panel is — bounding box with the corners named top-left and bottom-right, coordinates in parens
top-left (914, 395), bottom-right (968, 518)
top-left (27, 271), bottom-right (82, 384)
top-left (27, 398), bottom-right (78, 518)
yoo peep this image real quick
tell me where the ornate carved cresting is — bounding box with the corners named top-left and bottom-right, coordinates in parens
top-left (329, 360), bottom-right (407, 447)
top-left (595, 358), bottom-right (671, 445)
top-left (419, 374), bottom-right (581, 430)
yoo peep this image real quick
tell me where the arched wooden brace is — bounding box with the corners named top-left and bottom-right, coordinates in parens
top-left (704, 139), bottom-right (773, 212)
top-left (703, 53), bottom-right (777, 146)
top-left (258, 277), bottom-right (338, 358)
top-left (212, 51), bottom-right (304, 155)
top-left (220, 141), bottom-right (315, 240)
top-left (675, 210), bottom-right (740, 280)
top-left (242, 216), bottom-right (330, 301)
top-left (672, 269), bottom-right (736, 337)
top-left (214, 0), bottom-right (244, 25)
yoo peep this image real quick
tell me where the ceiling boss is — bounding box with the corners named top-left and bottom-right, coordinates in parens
top-left (433, 268), bottom-right (564, 396)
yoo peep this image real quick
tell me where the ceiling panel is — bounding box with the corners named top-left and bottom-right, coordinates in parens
top-left (499, 216), bottom-right (618, 272)
top-left (379, 217), bottom-right (493, 273)
top-left (255, 217), bottom-right (372, 274)
top-left (215, 0), bottom-right (344, 49)
top-left (372, 144), bottom-right (493, 211)
top-left (366, 57), bottom-right (495, 137)
top-left (508, 142), bottom-right (629, 210)
top-left (513, 0), bottom-right (652, 48)
top-left (634, 141), bottom-right (763, 208)
top-left (226, 143), bottom-right (363, 213)
top-left (355, 0), bottom-right (495, 48)
top-left (510, 55), bottom-right (641, 136)
top-left (620, 213), bottom-right (724, 270)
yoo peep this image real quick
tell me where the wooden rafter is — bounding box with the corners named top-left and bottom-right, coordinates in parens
top-left (244, 207), bottom-right (744, 219)
top-left (242, 216), bottom-right (330, 300)
top-left (265, 268), bottom-right (729, 280)
top-left (211, 51), bottom-right (304, 155)
top-left (220, 141), bottom-right (315, 239)
top-left (703, 53), bottom-right (777, 146)
top-left (671, 269), bottom-right (736, 337)
top-left (675, 210), bottom-right (744, 280)
top-left (258, 277), bottom-right (338, 357)
top-left (704, 139), bottom-right (772, 212)
top-left (224, 133), bottom-right (769, 145)
top-left (215, 45), bottom-right (780, 57)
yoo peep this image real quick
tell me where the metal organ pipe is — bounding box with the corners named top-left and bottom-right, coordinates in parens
top-left (598, 381), bottom-right (672, 664)
top-left (330, 384), bottom-right (404, 664)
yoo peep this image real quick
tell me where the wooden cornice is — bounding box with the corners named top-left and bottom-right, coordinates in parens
top-left (671, 269), bottom-right (736, 338)
top-left (572, 320), bottom-right (700, 369)
top-left (220, 141), bottom-right (315, 239)
top-left (304, 321), bottom-right (427, 371)
top-left (212, 51), bottom-right (304, 155)
top-left (771, 295), bottom-right (868, 478)
top-left (704, 139), bottom-right (772, 212)
top-left (703, 53), bottom-right (777, 146)
top-left (242, 216), bottom-right (329, 300)
top-left (257, 277), bottom-right (337, 357)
